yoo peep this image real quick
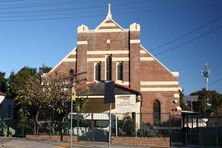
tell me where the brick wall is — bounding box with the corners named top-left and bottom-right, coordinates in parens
top-left (49, 17), bottom-right (181, 119)
top-left (78, 32), bottom-right (129, 82)
top-left (52, 62), bottom-right (76, 75)
top-left (129, 31), bottom-right (141, 91)
top-left (112, 136), bottom-right (170, 147)
top-left (26, 134), bottom-right (77, 142)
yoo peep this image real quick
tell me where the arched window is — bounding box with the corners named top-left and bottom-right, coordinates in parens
top-left (95, 62), bottom-right (101, 81)
top-left (117, 62), bottom-right (123, 81)
top-left (69, 69), bottom-right (74, 82)
top-left (153, 100), bottom-right (161, 125)
top-left (106, 55), bottom-right (112, 80)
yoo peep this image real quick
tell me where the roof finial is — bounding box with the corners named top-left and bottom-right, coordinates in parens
top-left (106, 3), bottom-right (112, 19)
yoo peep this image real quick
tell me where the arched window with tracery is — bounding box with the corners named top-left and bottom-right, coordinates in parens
top-left (106, 55), bottom-right (112, 80)
top-left (153, 100), bottom-right (161, 125)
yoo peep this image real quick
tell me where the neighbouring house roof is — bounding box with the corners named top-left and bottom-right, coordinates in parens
top-left (77, 81), bottom-right (141, 96)
top-left (0, 91), bottom-right (5, 96)
top-left (0, 97), bottom-right (14, 119)
top-left (181, 110), bottom-right (199, 115)
top-left (183, 95), bottom-right (199, 104)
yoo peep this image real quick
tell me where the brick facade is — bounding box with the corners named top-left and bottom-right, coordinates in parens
top-left (48, 6), bottom-right (181, 123)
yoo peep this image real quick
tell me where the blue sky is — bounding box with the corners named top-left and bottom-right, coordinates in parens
top-left (0, 0), bottom-right (221, 95)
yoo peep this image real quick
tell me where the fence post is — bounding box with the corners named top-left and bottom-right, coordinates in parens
top-left (77, 112), bottom-right (80, 141)
top-left (91, 113), bottom-right (94, 141)
top-left (135, 113), bottom-right (137, 137)
top-left (169, 113), bottom-right (172, 147)
top-left (132, 112), bottom-right (137, 137)
top-left (216, 126), bottom-right (218, 147)
top-left (115, 113), bottom-right (118, 137)
top-left (185, 115), bottom-right (188, 146)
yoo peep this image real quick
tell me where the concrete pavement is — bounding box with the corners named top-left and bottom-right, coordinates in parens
top-left (0, 137), bottom-right (162, 148)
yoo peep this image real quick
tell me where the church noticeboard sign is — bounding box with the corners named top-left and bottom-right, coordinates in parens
top-left (115, 95), bottom-right (136, 113)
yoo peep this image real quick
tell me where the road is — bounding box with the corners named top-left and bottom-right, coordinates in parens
top-left (0, 137), bottom-right (54, 148)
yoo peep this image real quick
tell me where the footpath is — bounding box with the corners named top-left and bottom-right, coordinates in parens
top-left (0, 137), bottom-right (167, 148)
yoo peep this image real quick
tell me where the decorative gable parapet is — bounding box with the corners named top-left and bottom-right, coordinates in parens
top-left (77, 25), bottom-right (89, 33)
top-left (129, 23), bottom-right (140, 45)
top-left (130, 23), bottom-right (140, 32)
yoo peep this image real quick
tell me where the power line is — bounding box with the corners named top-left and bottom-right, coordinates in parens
top-left (0, 0), bottom-right (96, 10)
top-left (0, 11), bottom-right (85, 18)
top-left (209, 76), bottom-right (222, 86)
top-left (0, 1), bottom-right (74, 9)
top-left (0, 2), bottom-right (145, 19)
top-left (0, 0), bottom-right (26, 3)
top-left (0, 14), bottom-right (103, 22)
top-left (0, 6), bottom-right (104, 18)
top-left (154, 24), bottom-right (222, 56)
top-left (0, 4), bottom-right (105, 15)
top-left (151, 15), bottom-right (222, 52)
top-left (0, 1), bottom-right (137, 16)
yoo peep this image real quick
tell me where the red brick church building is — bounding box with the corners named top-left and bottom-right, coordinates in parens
top-left (48, 4), bottom-right (181, 124)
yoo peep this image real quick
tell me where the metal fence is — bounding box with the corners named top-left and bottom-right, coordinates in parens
top-left (1, 112), bottom-right (222, 147)
top-left (0, 112), bottom-right (182, 143)
top-left (63, 112), bottom-right (181, 142)
top-left (66, 113), bottom-right (222, 147)
top-left (182, 115), bottom-right (222, 147)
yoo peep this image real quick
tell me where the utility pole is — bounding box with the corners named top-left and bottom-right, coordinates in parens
top-left (201, 63), bottom-right (211, 115)
top-left (70, 87), bottom-right (76, 148)
top-left (69, 70), bottom-right (86, 147)
top-left (201, 63), bottom-right (210, 91)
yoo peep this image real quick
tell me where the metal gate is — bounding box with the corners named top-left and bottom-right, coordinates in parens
top-left (180, 115), bottom-right (222, 147)
top-left (72, 113), bottom-right (110, 142)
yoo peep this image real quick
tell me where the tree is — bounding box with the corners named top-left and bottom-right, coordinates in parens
top-left (16, 74), bottom-right (46, 134)
top-left (39, 64), bottom-right (51, 74)
top-left (7, 67), bottom-right (37, 135)
top-left (42, 73), bottom-right (71, 136)
top-left (191, 89), bottom-right (222, 116)
top-left (209, 90), bottom-right (222, 115)
top-left (6, 66), bottom-right (53, 135)
top-left (0, 71), bottom-right (7, 93)
top-left (42, 73), bottom-right (89, 138)
top-left (9, 66), bottom-right (89, 139)
top-left (7, 67), bottom-right (37, 98)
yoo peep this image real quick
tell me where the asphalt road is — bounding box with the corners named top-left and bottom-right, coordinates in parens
top-left (0, 137), bottom-right (54, 148)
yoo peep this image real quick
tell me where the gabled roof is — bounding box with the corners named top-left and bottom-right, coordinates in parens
top-left (183, 95), bottom-right (199, 103)
top-left (95, 18), bottom-right (125, 31)
top-left (77, 81), bottom-right (141, 96)
top-left (94, 3), bottom-right (125, 32)
top-left (48, 47), bottom-right (76, 74)
top-left (140, 45), bottom-right (179, 77)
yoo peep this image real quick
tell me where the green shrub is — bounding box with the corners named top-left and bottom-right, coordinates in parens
top-left (118, 115), bottom-right (135, 136)
top-left (137, 123), bottom-right (159, 137)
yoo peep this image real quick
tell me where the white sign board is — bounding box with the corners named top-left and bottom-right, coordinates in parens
top-left (0, 95), bottom-right (5, 104)
top-left (115, 95), bottom-right (136, 113)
